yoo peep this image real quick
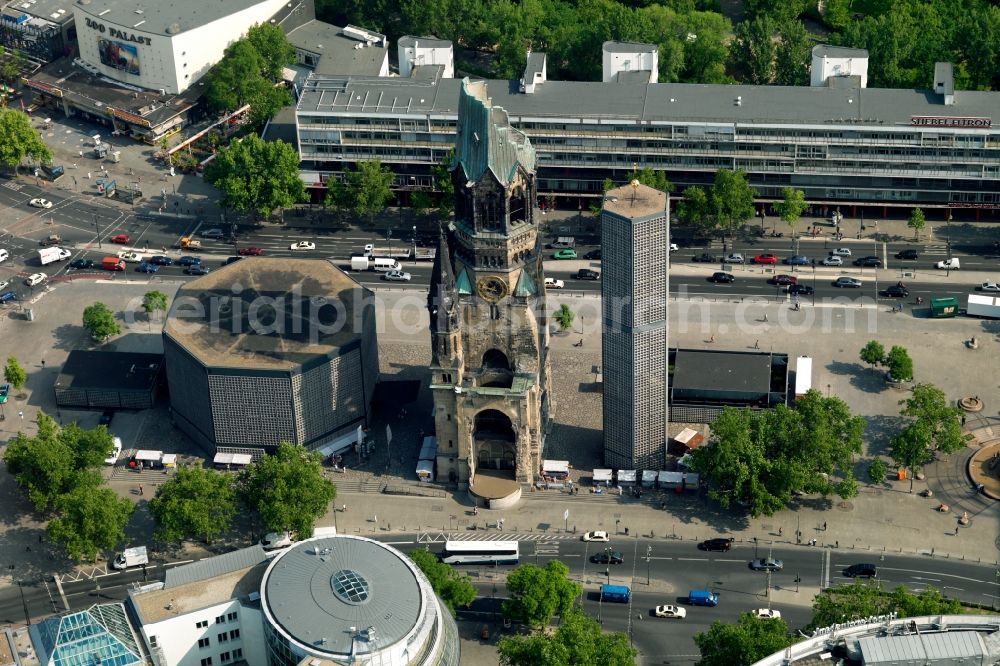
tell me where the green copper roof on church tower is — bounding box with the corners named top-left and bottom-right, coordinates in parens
top-left (513, 269), bottom-right (537, 297)
top-left (454, 78), bottom-right (536, 186)
top-left (455, 268), bottom-right (473, 295)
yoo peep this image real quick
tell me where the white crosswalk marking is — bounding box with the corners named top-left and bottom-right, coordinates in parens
top-left (2, 182), bottom-right (23, 191)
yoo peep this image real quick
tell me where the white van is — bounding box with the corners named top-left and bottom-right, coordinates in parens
top-left (0, 249), bottom-right (9, 263)
top-left (104, 436), bottom-right (123, 466)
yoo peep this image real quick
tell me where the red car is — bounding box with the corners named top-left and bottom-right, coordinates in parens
top-left (770, 274), bottom-right (798, 285)
top-left (752, 254), bottom-right (778, 265)
top-left (110, 234), bottom-right (130, 244)
top-left (238, 247), bottom-right (263, 256)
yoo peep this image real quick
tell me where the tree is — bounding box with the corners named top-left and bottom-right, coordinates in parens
top-left (634, 167), bottom-right (673, 193)
top-left (729, 16), bottom-right (777, 84)
top-left (774, 20), bottom-right (812, 86)
top-left (204, 135), bottom-right (305, 219)
top-left (432, 150), bottom-right (455, 217)
top-left (836, 471), bottom-right (859, 500)
top-left (497, 608), bottom-right (636, 666)
top-left (890, 421), bottom-right (932, 489)
top-left (810, 581), bottom-right (961, 630)
top-left (773, 187), bottom-right (808, 237)
top-left (203, 40), bottom-right (268, 112)
top-left (47, 484), bottom-right (133, 562)
top-left (710, 169), bottom-right (757, 241)
top-left (554, 304), bottom-right (575, 331)
top-left (676, 186), bottom-right (713, 231)
top-left (868, 457), bottom-right (887, 485)
top-left (148, 467), bottom-right (236, 544)
top-left (899, 384), bottom-right (964, 454)
top-left (409, 549), bottom-right (476, 616)
top-left (693, 613), bottom-right (790, 666)
top-left (236, 441), bottom-right (336, 537)
top-left (142, 290), bottom-right (169, 319)
top-left (0, 108), bottom-right (52, 174)
top-left (246, 23), bottom-right (296, 81)
top-left (859, 340), bottom-right (885, 370)
top-left (82, 302), bottom-right (121, 342)
top-left (4, 355), bottom-right (26, 391)
top-left (907, 207), bottom-right (926, 240)
top-left (343, 160), bottom-right (396, 225)
top-left (503, 560), bottom-right (581, 628)
top-left (884, 345), bottom-right (913, 382)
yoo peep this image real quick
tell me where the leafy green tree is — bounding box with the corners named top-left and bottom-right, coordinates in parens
top-left (859, 340), bottom-right (885, 370)
top-left (554, 304), bottom-right (575, 331)
top-left (890, 421), bottom-right (932, 490)
top-left (503, 560), bottom-right (581, 628)
top-left (958, 6), bottom-right (1000, 89)
top-left (236, 442), bottom-right (336, 537)
top-left (744, 0), bottom-right (809, 23)
top-left (409, 549), bottom-right (476, 616)
top-left (497, 608), bottom-right (636, 666)
top-left (205, 135), bottom-right (305, 219)
top-left (48, 484), bottom-right (134, 562)
top-left (907, 207), bottom-right (926, 240)
top-left (410, 190), bottom-right (435, 218)
top-left (246, 23), bottom-right (296, 80)
top-left (774, 187), bottom-right (807, 237)
top-left (142, 290), bottom-right (169, 319)
top-left (4, 355), bottom-right (26, 391)
top-left (693, 613), bottom-right (790, 666)
top-left (729, 16), bottom-right (776, 84)
top-left (868, 457), bottom-right (887, 485)
top-left (343, 159), bottom-right (396, 225)
top-left (710, 169), bottom-right (757, 240)
top-left (774, 20), bottom-right (812, 86)
top-left (203, 40), bottom-right (268, 112)
top-left (676, 186), bottom-right (713, 231)
top-left (149, 467), bottom-right (236, 544)
top-left (82, 302), bottom-right (121, 342)
top-left (899, 383), bottom-right (964, 454)
top-left (680, 11), bottom-right (731, 83)
top-left (0, 109), bottom-right (52, 174)
top-left (634, 167), bottom-right (673, 193)
top-left (433, 150), bottom-right (455, 217)
top-left (884, 345), bottom-right (913, 382)
top-left (810, 581), bottom-right (961, 630)
top-left (836, 471), bottom-right (859, 500)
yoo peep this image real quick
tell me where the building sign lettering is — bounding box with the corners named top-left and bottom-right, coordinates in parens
top-left (911, 115), bottom-right (991, 128)
top-left (84, 17), bottom-right (152, 46)
top-left (811, 613), bottom-right (898, 638)
top-left (109, 107), bottom-right (152, 129)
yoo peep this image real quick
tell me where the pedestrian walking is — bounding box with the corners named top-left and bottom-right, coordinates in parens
top-left (762, 313), bottom-right (768, 322)
top-left (342, 504), bottom-right (347, 512)
top-left (955, 527), bottom-right (960, 536)
top-left (374, 514), bottom-right (377, 523)
top-left (138, 484), bottom-right (143, 496)
top-left (754, 340), bottom-right (759, 350)
top-left (835, 540), bottom-right (839, 548)
top-left (823, 521), bottom-right (827, 531)
top-left (778, 527), bottom-right (782, 536)
top-left (40, 359), bottom-right (45, 368)
top-left (709, 335), bottom-right (715, 343)
top-left (87, 171), bottom-right (91, 179)
top-left (961, 416), bottom-right (966, 426)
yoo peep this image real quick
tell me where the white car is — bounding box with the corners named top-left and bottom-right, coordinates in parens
top-left (655, 605), bottom-right (687, 619)
top-left (544, 278), bottom-right (565, 289)
top-left (24, 272), bottom-right (47, 286)
top-left (29, 198), bottom-right (52, 209)
top-left (754, 608), bottom-right (782, 620)
top-left (104, 436), bottom-right (122, 466)
top-left (0, 280), bottom-right (8, 291)
top-left (582, 530), bottom-right (610, 542)
top-left (979, 282), bottom-right (1000, 292)
top-left (822, 256), bottom-right (843, 266)
top-left (830, 247), bottom-right (852, 256)
top-left (669, 244), bottom-right (679, 252)
top-left (260, 531), bottom-right (295, 550)
top-left (724, 253), bottom-right (744, 264)
top-left (290, 241), bottom-right (316, 251)
top-left (117, 251), bottom-right (142, 263)
top-left (383, 270), bottom-right (412, 282)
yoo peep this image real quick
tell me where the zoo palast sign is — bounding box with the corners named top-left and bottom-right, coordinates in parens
top-left (84, 17), bottom-right (152, 46)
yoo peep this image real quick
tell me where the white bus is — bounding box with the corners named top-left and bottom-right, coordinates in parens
top-left (440, 540), bottom-right (519, 565)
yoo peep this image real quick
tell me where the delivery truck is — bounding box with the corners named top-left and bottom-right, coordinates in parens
top-left (38, 247), bottom-right (71, 265)
top-left (967, 294), bottom-right (1000, 319)
top-left (363, 244), bottom-right (410, 259)
top-left (350, 256), bottom-right (401, 272)
top-left (112, 546), bottom-right (148, 570)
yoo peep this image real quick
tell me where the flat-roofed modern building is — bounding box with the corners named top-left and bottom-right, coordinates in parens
top-left (601, 182), bottom-right (669, 470)
top-left (295, 55), bottom-right (1000, 216)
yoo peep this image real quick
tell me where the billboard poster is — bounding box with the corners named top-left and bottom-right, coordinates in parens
top-left (98, 39), bottom-right (140, 75)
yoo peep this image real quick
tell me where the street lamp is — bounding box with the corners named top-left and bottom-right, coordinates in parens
top-left (645, 545), bottom-right (652, 585)
top-left (94, 214), bottom-right (102, 248)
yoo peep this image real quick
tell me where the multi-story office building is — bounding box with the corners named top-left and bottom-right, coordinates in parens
top-left (601, 182), bottom-right (669, 470)
top-left (295, 49), bottom-right (1000, 217)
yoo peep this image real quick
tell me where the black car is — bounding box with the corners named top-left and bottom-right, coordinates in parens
top-left (583, 249), bottom-right (602, 260)
top-left (225, 256), bottom-right (244, 265)
top-left (177, 256), bottom-right (202, 267)
top-left (788, 284), bottom-right (815, 296)
top-left (149, 255), bottom-right (173, 266)
top-left (184, 266), bottom-right (211, 276)
top-left (575, 268), bottom-right (600, 280)
top-left (709, 272), bottom-right (735, 283)
top-left (895, 249), bottom-right (919, 260)
top-left (98, 409), bottom-right (114, 427)
top-left (853, 256), bottom-right (883, 267)
top-left (69, 259), bottom-right (94, 269)
top-left (883, 285), bottom-right (909, 297)
top-left (590, 551), bottom-right (624, 565)
top-left (692, 253), bottom-right (717, 263)
top-left (844, 563), bottom-right (878, 578)
top-left (697, 538), bottom-right (734, 552)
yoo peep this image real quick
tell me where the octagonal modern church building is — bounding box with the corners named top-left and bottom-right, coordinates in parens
top-left (163, 258), bottom-right (378, 454)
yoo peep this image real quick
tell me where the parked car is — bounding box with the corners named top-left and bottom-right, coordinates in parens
top-left (69, 259), bottom-right (94, 269)
top-left (692, 253), bottom-right (716, 263)
top-left (978, 282), bottom-right (1000, 292)
top-left (29, 197), bottom-right (52, 209)
top-left (770, 274), bottom-right (797, 285)
top-left (783, 255), bottom-right (810, 265)
top-left (834, 276), bottom-right (863, 288)
top-left (591, 551), bottom-right (624, 565)
top-left (238, 247), bottom-right (263, 256)
top-left (844, 563), bottom-right (878, 578)
top-left (184, 265), bottom-right (210, 275)
top-left (575, 268), bottom-right (600, 280)
top-left (148, 255), bottom-right (173, 266)
top-left (552, 249), bottom-right (577, 260)
top-left (749, 557), bottom-right (784, 572)
top-left (24, 272), bottom-right (46, 286)
top-left (136, 262), bottom-right (158, 274)
top-left (709, 272), bottom-right (735, 283)
top-left (788, 284), bottom-right (815, 296)
top-left (754, 609), bottom-right (782, 619)
top-left (882, 285), bottom-right (908, 297)
top-left (669, 243), bottom-right (679, 252)
top-left (104, 436), bottom-right (122, 466)
top-left (583, 249), bottom-right (602, 260)
top-left (654, 605), bottom-right (687, 619)
top-left (0, 280), bottom-right (7, 290)
top-left (752, 254), bottom-right (778, 265)
top-left (0, 291), bottom-right (16, 304)
top-left (830, 247), bottom-right (852, 256)
top-left (853, 256), bottom-right (882, 267)
top-left (290, 241), bottom-right (316, 251)
top-left (260, 531), bottom-right (295, 551)
top-left (224, 256), bottom-right (243, 265)
top-left (98, 409), bottom-right (114, 427)
top-left (822, 256), bottom-right (843, 266)
top-left (543, 277), bottom-right (565, 289)
top-left (383, 270), bottom-right (412, 282)
top-left (723, 253), bottom-right (744, 264)
top-left (110, 234), bottom-right (130, 244)
top-left (177, 256), bottom-right (202, 267)
top-left (697, 538), bottom-right (734, 552)
top-left (895, 249), bottom-right (919, 260)
top-left (582, 531), bottom-right (610, 542)
top-left (199, 228), bottom-right (224, 239)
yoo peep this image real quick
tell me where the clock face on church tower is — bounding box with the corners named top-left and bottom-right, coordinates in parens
top-left (476, 276), bottom-right (509, 303)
